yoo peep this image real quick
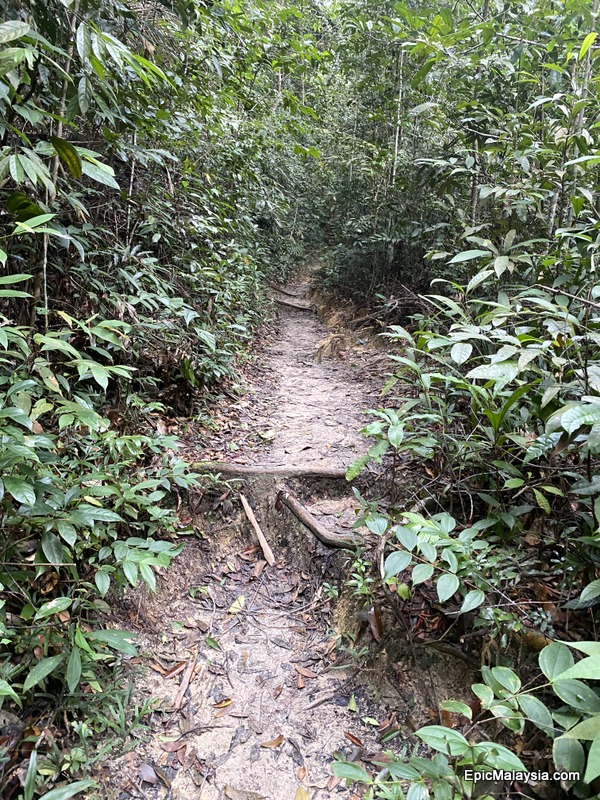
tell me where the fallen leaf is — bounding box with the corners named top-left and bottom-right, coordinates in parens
top-left (295, 788), bottom-right (310, 800)
top-left (297, 767), bottom-right (307, 781)
top-left (224, 787), bottom-right (266, 800)
top-left (260, 734), bottom-right (284, 748)
top-left (153, 765), bottom-right (172, 790)
top-left (326, 776), bottom-right (340, 791)
top-left (139, 763), bottom-right (158, 784)
top-left (344, 732), bottom-right (364, 747)
top-left (347, 695), bottom-right (358, 712)
top-left (253, 560), bottom-right (267, 578)
top-left (161, 739), bottom-right (186, 752)
top-left (165, 662), bottom-right (187, 680)
top-left (368, 606), bottom-right (383, 643)
top-left (294, 665), bottom-right (318, 679)
top-left (177, 744), bottom-right (187, 765)
top-left (213, 698), bottom-right (233, 708)
top-left (297, 675), bottom-right (305, 690)
top-left (273, 685), bottom-right (283, 699)
top-left (149, 662), bottom-right (168, 675)
top-left (227, 595), bottom-right (246, 615)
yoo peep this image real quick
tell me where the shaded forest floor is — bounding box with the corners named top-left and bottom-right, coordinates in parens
top-left (97, 272), bottom-right (470, 800)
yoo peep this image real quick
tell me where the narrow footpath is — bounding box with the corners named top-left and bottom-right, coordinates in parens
top-left (102, 275), bottom-right (412, 800)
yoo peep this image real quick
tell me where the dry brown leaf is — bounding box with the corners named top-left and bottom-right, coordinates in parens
top-left (224, 788), bottom-right (266, 800)
top-left (213, 698), bottom-right (232, 708)
top-left (294, 665), bottom-right (318, 679)
top-left (260, 734), bottom-right (284, 749)
top-left (165, 662), bottom-right (187, 680)
top-left (149, 662), bottom-right (168, 675)
top-left (297, 675), bottom-right (305, 690)
top-left (161, 739), bottom-right (186, 752)
top-left (326, 776), bottom-right (340, 791)
top-left (173, 647), bottom-right (197, 710)
top-left (344, 732), bottom-right (364, 747)
top-left (253, 560), bottom-right (267, 578)
top-left (153, 765), bottom-right (172, 790)
top-left (139, 763), bottom-right (158, 784)
top-left (368, 605), bottom-right (383, 643)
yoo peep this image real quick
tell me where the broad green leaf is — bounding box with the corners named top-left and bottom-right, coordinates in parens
top-left (471, 742), bottom-right (525, 771)
top-left (395, 525), bottom-right (417, 551)
top-left (518, 693), bottom-right (554, 737)
top-left (539, 642), bottom-right (574, 679)
top-left (560, 714), bottom-right (600, 740)
top-left (553, 737), bottom-right (585, 776)
top-left (448, 249), bottom-right (491, 264)
top-left (366, 514), bottom-right (388, 536)
top-left (436, 573), bottom-right (460, 602)
top-left (23, 655), bottom-right (64, 692)
top-left (0, 678), bottom-right (22, 707)
top-left (87, 629), bottom-right (137, 656)
top-left (459, 589), bottom-right (485, 614)
top-left (579, 32), bottom-right (597, 61)
top-left (4, 475), bottom-right (36, 505)
top-left (35, 597), bottom-right (71, 619)
top-left (384, 551), bottom-right (412, 578)
top-left (439, 700), bottom-right (472, 720)
top-left (50, 137), bottom-right (83, 179)
top-left (416, 725), bottom-right (469, 756)
top-left (0, 20), bottom-right (30, 44)
top-left (555, 656), bottom-right (600, 682)
top-left (331, 761), bottom-right (370, 781)
top-left (81, 160), bottom-right (120, 189)
top-left (41, 532), bottom-right (64, 565)
top-left (450, 342), bottom-right (472, 365)
top-left (95, 570), bottom-right (110, 597)
top-left (412, 563), bottom-right (434, 585)
top-left (553, 679), bottom-right (600, 713)
top-left (66, 646), bottom-right (82, 693)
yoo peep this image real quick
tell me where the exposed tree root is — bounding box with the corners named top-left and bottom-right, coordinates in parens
top-left (276, 487), bottom-right (363, 550)
top-left (193, 461), bottom-right (349, 479)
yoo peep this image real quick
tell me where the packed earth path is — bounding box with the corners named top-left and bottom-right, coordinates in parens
top-left (100, 272), bottom-right (421, 800)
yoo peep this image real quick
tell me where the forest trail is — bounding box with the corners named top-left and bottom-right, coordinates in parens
top-left (102, 273), bottom-right (406, 800)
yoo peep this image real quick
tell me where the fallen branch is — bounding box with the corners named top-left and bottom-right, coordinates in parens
top-left (192, 461), bottom-right (348, 480)
top-left (276, 488), bottom-right (363, 550)
top-left (173, 646), bottom-right (198, 710)
top-left (240, 493), bottom-right (275, 566)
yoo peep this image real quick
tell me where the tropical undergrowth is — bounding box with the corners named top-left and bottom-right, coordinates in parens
top-left (308, 0), bottom-right (600, 798)
top-left (0, 1), bottom-right (328, 797)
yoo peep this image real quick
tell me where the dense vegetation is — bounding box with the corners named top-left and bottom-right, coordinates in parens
top-left (2, 0), bottom-right (600, 797)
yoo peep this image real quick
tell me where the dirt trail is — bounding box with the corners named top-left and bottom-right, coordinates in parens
top-left (259, 275), bottom-right (367, 470)
top-left (102, 276), bottom-right (409, 800)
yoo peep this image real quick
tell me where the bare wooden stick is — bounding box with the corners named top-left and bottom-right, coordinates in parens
top-left (240, 494), bottom-right (275, 566)
top-left (276, 488), bottom-right (363, 551)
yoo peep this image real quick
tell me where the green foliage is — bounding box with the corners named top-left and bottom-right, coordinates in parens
top-left (0, 0), bottom-right (331, 793)
top-left (335, 641), bottom-right (600, 798)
